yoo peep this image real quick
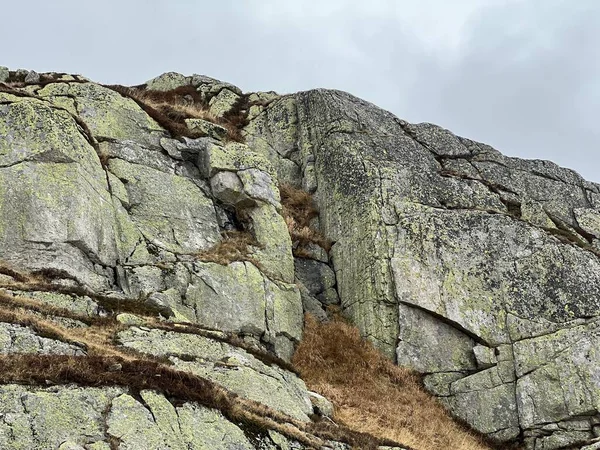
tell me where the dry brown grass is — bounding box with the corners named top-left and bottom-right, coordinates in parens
top-left (0, 297), bottom-right (129, 359)
top-left (0, 261), bottom-right (403, 448)
top-left (0, 303), bottom-right (385, 448)
top-left (98, 148), bottom-right (111, 167)
top-left (0, 262), bottom-right (297, 373)
top-left (0, 291), bottom-right (102, 326)
top-left (293, 314), bottom-right (494, 450)
top-left (194, 231), bottom-right (286, 282)
top-left (0, 291), bottom-right (321, 443)
top-left (279, 184), bottom-right (332, 256)
top-left (195, 231), bottom-right (260, 265)
top-left (132, 89), bottom-right (214, 122)
top-left (0, 352), bottom-right (398, 449)
top-left (0, 262), bottom-right (32, 283)
top-left (279, 183), bottom-right (318, 226)
top-left (0, 286), bottom-right (299, 376)
top-left (106, 85), bottom-right (245, 143)
top-left (0, 354), bottom-right (323, 444)
top-left (0, 266), bottom-right (165, 318)
top-left (284, 217), bottom-right (332, 253)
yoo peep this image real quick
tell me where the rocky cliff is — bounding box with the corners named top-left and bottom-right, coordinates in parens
top-left (0, 67), bottom-right (599, 450)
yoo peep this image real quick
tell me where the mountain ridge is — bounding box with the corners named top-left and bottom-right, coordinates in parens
top-left (1, 67), bottom-right (599, 450)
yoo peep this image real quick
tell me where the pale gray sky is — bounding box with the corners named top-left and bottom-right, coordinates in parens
top-left (2, 0), bottom-right (599, 181)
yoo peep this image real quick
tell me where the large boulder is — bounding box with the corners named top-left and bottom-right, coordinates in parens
top-left (0, 93), bottom-right (120, 289)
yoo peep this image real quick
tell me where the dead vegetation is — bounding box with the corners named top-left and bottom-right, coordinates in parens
top-left (0, 286), bottom-right (297, 374)
top-left (0, 266), bottom-right (165, 319)
top-left (0, 259), bottom-right (414, 447)
top-left (0, 263), bottom-right (31, 283)
top-left (0, 260), bottom-right (293, 372)
top-left (0, 263), bottom-right (502, 448)
top-left (279, 184), bottom-right (332, 257)
top-left (193, 229), bottom-right (287, 282)
top-left (0, 296), bottom-right (396, 448)
top-left (0, 352), bottom-right (399, 450)
top-left (4, 71), bottom-right (88, 86)
top-left (0, 354), bottom-right (323, 444)
top-left (194, 230), bottom-right (260, 265)
top-left (293, 314), bottom-right (495, 450)
top-left (106, 85), bottom-right (246, 143)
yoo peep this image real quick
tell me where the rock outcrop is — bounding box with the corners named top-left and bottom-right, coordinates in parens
top-left (245, 88), bottom-right (600, 449)
top-left (1, 66), bottom-right (599, 449)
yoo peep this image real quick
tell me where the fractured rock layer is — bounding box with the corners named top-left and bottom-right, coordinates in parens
top-left (1, 66), bottom-right (599, 449)
top-left (245, 88), bottom-right (600, 449)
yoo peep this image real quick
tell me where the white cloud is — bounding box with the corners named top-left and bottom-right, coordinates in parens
top-left (1, 0), bottom-right (598, 180)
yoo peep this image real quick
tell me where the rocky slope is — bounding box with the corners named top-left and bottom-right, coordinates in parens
top-left (0, 67), bottom-right (599, 450)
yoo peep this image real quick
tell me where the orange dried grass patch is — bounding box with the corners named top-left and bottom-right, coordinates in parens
top-left (195, 231), bottom-right (260, 265)
top-left (107, 85), bottom-right (245, 142)
top-left (293, 314), bottom-right (494, 450)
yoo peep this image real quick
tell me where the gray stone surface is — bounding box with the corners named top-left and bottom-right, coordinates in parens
top-left (208, 88), bottom-right (241, 119)
top-left (0, 384), bottom-right (124, 450)
top-left (0, 382), bottom-right (330, 450)
top-left (108, 158), bottom-right (220, 254)
top-left (0, 323), bottom-right (84, 355)
top-left (0, 93), bottom-right (120, 289)
top-left (238, 168), bottom-right (282, 209)
top-left (185, 118), bottom-right (228, 140)
top-left (184, 261), bottom-right (303, 359)
top-left (5, 71), bottom-right (600, 449)
top-left (185, 261), bottom-right (268, 335)
top-left (210, 170), bottom-right (250, 206)
top-left (294, 258), bottom-right (338, 306)
top-left (37, 82), bottom-right (165, 146)
top-left (117, 326), bottom-right (313, 421)
top-left (24, 71), bottom-right (40, 84)
top-left (249, 86), bottom-right (600, 448)
top-left (308, 391), bottom-right (334, 418)
top-left (144, 72), bottom-right (191, 91)
top-left (298, 283), bottom-right (328, 322)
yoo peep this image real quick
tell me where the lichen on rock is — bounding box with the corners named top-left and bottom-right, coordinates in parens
top-left (2, 69), bottom-right (600, 450)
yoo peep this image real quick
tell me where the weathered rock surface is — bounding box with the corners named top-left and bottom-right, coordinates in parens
top-left (0, 76), bottom-right (302, 358)
top-left (0, 72), bottom-right (316, 448)
top-left (0, 323), bottom-right (84, 355)
top-left (246, 88), bottom-right (600, 449)
top-left (0, 66), bottom-right (9, 83)
top-left (117, 326), bottom-right (313, 421)
top-left (2, 69), bottom-right (600, 449)
top-left (0, 383), bottom-right (316, 450)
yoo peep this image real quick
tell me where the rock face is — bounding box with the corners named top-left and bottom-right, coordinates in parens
top-left (1, 68), bottom-right (599, 449)
top-left (0, 71), bottom-right (319, 450)
top-left (245, 89), bottom-right (600, 449)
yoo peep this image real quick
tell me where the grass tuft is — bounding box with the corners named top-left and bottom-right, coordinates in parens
top-left (0, 263), bottom-right (32, 283)
top-left (293, 314), bottom-right (495, 450)
top-left (106, 85), bottom-right (246, 143)
top-left (195, 231), bottom-right (260, 266)
top-left (279, 184), bottom-right (332, 256)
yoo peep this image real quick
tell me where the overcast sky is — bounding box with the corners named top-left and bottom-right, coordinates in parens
top-left (2, 0), bottom-right (599, 181)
